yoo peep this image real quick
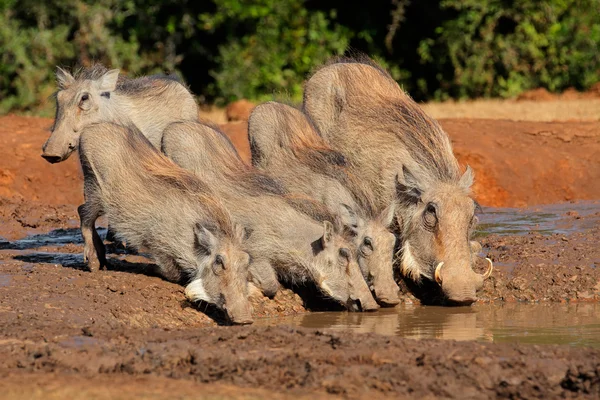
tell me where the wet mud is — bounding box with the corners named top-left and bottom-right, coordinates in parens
top-left (0, 197), bottom-right (599, 398)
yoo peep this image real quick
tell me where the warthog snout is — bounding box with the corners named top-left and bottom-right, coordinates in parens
top-left (41, 154), bottom-right (63, 164)
top-left (223, 294), bottom-right (254, 325)
top-left (434, 259), bottom-right (493, 305)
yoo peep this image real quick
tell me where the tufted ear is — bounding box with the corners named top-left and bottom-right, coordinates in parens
top-left (56, 67), bottom-right (75, 90)
top-left (338, 203), bottom-right (359, 230)
top-left (193, 223), bottom-right (217, 256)
top-left (321, 220), bottom-right (335, 248)
top-left (459, 165), bottom-right (475, 190)
top-left (395, 166), bottom-right (422, 204)
top-left (378, 201), bottom-right (397, 228)
top-left (95, 69), bottom-right (120, 92)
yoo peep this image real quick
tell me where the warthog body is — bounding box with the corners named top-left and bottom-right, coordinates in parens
top-left (78, 122), bottom-right (252, 324)
top-left (161, 121), bottom-right (379, 311)
top-left (42, 64), bottom-right (198, 163)
top-left (248, 102), bottom-right (400, 306)
top-left (303, 58), bottom-right (492, 304)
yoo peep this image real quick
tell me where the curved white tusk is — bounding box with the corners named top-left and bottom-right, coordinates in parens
top-left (434, 262), bottom-right (444, 285)
top-left (483, 258), bottom-right (494, 279)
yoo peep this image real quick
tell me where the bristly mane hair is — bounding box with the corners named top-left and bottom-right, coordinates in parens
top-left (198, 121), bottom-right (288, 197)
top-left (123, 126), bottom-right (237, 239)
top-left (61, 63), bottom-right (187, 96)
top-left (306, 55), bottom-right (462, 185)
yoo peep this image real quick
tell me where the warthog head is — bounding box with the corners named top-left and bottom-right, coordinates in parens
top-left (185, 223), bottom-right (253, 324)
top-left (314, 220), bottom-right (380, 311)
top-left (340, 204), bottom-right (400, 307)
top-left (396, 166), bottom-right (492, 305)
top-left (42, 66), bottom-right (120, 163)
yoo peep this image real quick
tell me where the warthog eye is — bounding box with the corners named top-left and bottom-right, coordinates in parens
top-left (363, 237), bottom-right (373, 250)
top-left (212, 254), bottom-right (226, 275)
top-left (423, 202), bottom-right (438, 231)
top-left (339, 248), bottom-right (351, 260)
top-left (81, 93), bottom-right (89, 101)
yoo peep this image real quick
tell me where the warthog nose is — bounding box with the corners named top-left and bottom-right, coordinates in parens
top-left (446, 297), bottom-right (477, 306)
top-left (41, 154), bottom-right (62, 164)
top-left (231, 316), bottom-right (254, 325)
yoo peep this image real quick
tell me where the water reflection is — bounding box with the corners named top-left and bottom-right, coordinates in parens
top-left (256, 303), bottom-right (600, 348)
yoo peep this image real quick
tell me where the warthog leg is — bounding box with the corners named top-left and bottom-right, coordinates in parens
top-left (78, 203), bottom-right (107, 272)
top-left (248, 259), bottom-right (280, 298)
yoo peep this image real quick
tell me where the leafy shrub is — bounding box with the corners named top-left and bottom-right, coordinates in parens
top-left (418, 0), bottom-right (600, 99)
top-left (201, 0), bottom-right (351, 103)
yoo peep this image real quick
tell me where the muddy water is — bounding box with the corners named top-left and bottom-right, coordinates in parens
top-left (255, 201), bottom-right (600, 347)
top-left (476, 200), bottom-right (599, 236)
top-left (256, 303), bottom-right (600, 348)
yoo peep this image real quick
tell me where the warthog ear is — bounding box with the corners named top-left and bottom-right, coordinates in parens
top-left (96, 69), bottom-right (120, 92)
top-left (378, 201), bottom-right (397, 228)
top-left (193, 223), bottom-right (217, 256)
top-left (395, 166), bottom-right (422, 204)
top-left (338, 203), bottom-right (359, 232)
top-left (459, 165), bottom-right (475, 190)
top-left (321, 220), bottom-right (335, 248)
top-left (56, 67), bottom-right (75, 90)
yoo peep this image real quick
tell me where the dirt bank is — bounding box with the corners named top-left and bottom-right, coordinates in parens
top-left (1, 115), bottom-right (598, 208)
top-left (0, 196), bottom-right (599, 398)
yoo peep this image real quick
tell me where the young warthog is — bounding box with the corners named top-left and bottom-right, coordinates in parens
top-left (248, 102), bottom-right (400, 306)
top-left (303, 58), bottom-right (492, 305)
top-left (161, 121), bottom-right (379, 311)
top-left (42, 64), bottom-right (198, 163)
top-left (78, 122), bottom-right (252, 324)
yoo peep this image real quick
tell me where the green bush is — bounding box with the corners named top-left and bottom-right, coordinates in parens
top-left (201, 0), bottom-right (351, 103)
top-left (418, 0), bottom-right (600, 99)
top-left (1, 0), bottom-right (600, 113)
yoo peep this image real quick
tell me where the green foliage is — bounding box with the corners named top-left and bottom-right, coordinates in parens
top-left (418, 0), bottom-right (600, 99)
top-left (201, 0), bottom-right (351, 103)
top-left (0, 0), bottom-right (156, 114)
top-left (1, 0), bottom-right (600, 113)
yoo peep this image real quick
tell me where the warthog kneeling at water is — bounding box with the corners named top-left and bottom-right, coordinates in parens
top-left (248, 102), bottom-right (400, 306)
top-left (78, 122), bottom-right (252, 324)
top-left (42, 64), bottom-right (198, 163)
top-left (303, 58), bottom-right (492, 305)
top-left (161, 121), bottom-right (379, 311)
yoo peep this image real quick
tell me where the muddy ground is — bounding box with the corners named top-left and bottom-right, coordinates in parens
top-left (1, 114), bottom-right (599, 398)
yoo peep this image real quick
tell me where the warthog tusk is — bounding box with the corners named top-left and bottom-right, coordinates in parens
top-left (434, 262), bottom-right (444, 285)
top-left (483, 258), bottom-right (494, 279)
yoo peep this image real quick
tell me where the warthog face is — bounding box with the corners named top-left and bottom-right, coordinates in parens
top-left (185, 224), bottom-right (253, 324)
top-left (315, 221), bottom-right (379, 311)
top-left (340, 204), bottom-right (400, 307)
top-left (42, 67), bottom-right (120, 163)
top-left (397, 166), bottom-right (492, 305)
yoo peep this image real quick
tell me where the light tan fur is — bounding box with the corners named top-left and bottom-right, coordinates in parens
top-left (161, 121), bottom-right (379, 311)
top-left (42, 64), bottom-right (198, 163)
top-left (77, 122), bottom-right (253, 324)
top-left (303, 58), bottom-right (487, 304)
top-left (248, 102), bottom-right (400, 306)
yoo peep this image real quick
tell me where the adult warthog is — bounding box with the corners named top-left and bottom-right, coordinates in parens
top-left (78, 122), bottom-right (253, 324)
top-left (42, 64), bottom-right (198, 163)
top-left (248, 102), bottom-right (400, 306)
top-left (161, 121), bottom-right (379, 311)
top-left (303, 58), bottom-right (492, 305)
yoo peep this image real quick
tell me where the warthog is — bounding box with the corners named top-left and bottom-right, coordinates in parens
top-left (42, 64), bottom-right (198, 163)
top-left (303, 58), bottom-right (492, 305)
top-left (78, 122), bottom-right (252, 324)
top-left (248, 102), bottom-right (400, 306)
top-left (161, 121), bottom-right (379, 311)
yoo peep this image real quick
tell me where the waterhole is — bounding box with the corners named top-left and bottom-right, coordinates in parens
top-left (256, 303), bottom-right (600, 348)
